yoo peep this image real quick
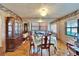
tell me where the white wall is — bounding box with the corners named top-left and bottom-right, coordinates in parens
top-left (0, 15), bottom-right (6, 48)
top-left (0, 16), bottom-right (2, 47)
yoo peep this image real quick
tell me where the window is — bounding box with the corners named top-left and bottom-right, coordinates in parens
top-left (31, 22), bottom-right (48, 31)
top-left (50, 23), bottom-right (57, 33)
top-left (31, 22), bottom-right (39, 31)
top-left (66, 20), bottom-right (78, 36)
top-left (40, 22), bottom-right (47, 31)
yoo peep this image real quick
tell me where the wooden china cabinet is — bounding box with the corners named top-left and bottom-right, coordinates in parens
top-left (6, 17), bottom-right (24, 52)
top-left (24, 23), bottom-right (28, 33)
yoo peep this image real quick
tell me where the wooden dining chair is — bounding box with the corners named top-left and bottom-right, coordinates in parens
top-left (29, 32), bottom-right (35, 55)
top-left (37, 35), bottom-right (54, 56)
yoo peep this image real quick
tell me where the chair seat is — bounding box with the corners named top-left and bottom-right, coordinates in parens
top-left (38, 44), bottom-right (50, 49)
top-left (38, 43), bottom-right (54, 49)
top-left (30, 43), bottom-right (34, 46)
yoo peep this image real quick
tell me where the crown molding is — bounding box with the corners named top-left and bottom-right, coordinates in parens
top-left (0, 4), bottom-right (22, 20)
top-left (50, 10), bottom-right (79, 24)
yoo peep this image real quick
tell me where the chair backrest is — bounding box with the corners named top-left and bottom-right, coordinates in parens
top-left (41, 35), bottom-right (50, 48)
top-left (44, 36), bottom-right (48, 44)
top-left (28, 32), bottom-right (34, 44)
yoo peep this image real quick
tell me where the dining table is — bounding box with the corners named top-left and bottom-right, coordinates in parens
top-left (31, 33), bottom-right (57, 55)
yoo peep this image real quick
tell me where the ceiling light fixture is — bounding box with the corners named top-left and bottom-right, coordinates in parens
top-left (39, 8), bottom-right (48, 17)
top-left (38, 19), bottom-right (44, 22)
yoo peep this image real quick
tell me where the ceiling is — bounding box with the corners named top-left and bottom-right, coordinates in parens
top-left (1, 3), bottom-right (79, 21)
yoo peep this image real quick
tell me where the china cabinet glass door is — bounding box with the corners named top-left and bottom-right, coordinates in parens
top-left (6, 17), bottom-right (14, 51)
top-left (15, 21), bottom-right (18, 36)
top-left (8, 19), bottom-right (13, 39)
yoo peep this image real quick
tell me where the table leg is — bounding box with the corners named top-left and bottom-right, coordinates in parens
top-left (48, 47), bottom-right (50, 56)
top-left (41, 49), bottom-right (42, 56)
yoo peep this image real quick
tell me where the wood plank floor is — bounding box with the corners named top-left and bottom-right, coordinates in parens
top-left (5, 39), bottom-right (68, 56)
top-left (5, 40), bottom-right (30, 56)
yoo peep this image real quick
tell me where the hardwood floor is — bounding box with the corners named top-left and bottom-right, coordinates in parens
top-left (5, 40), bottom-right (30, 56)
top-left (0, 47), bottom-right (5, 56)
top-left (56, 40), bottom-right (68, 56)
top-left (5, 39), bottom-right (68, 56)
